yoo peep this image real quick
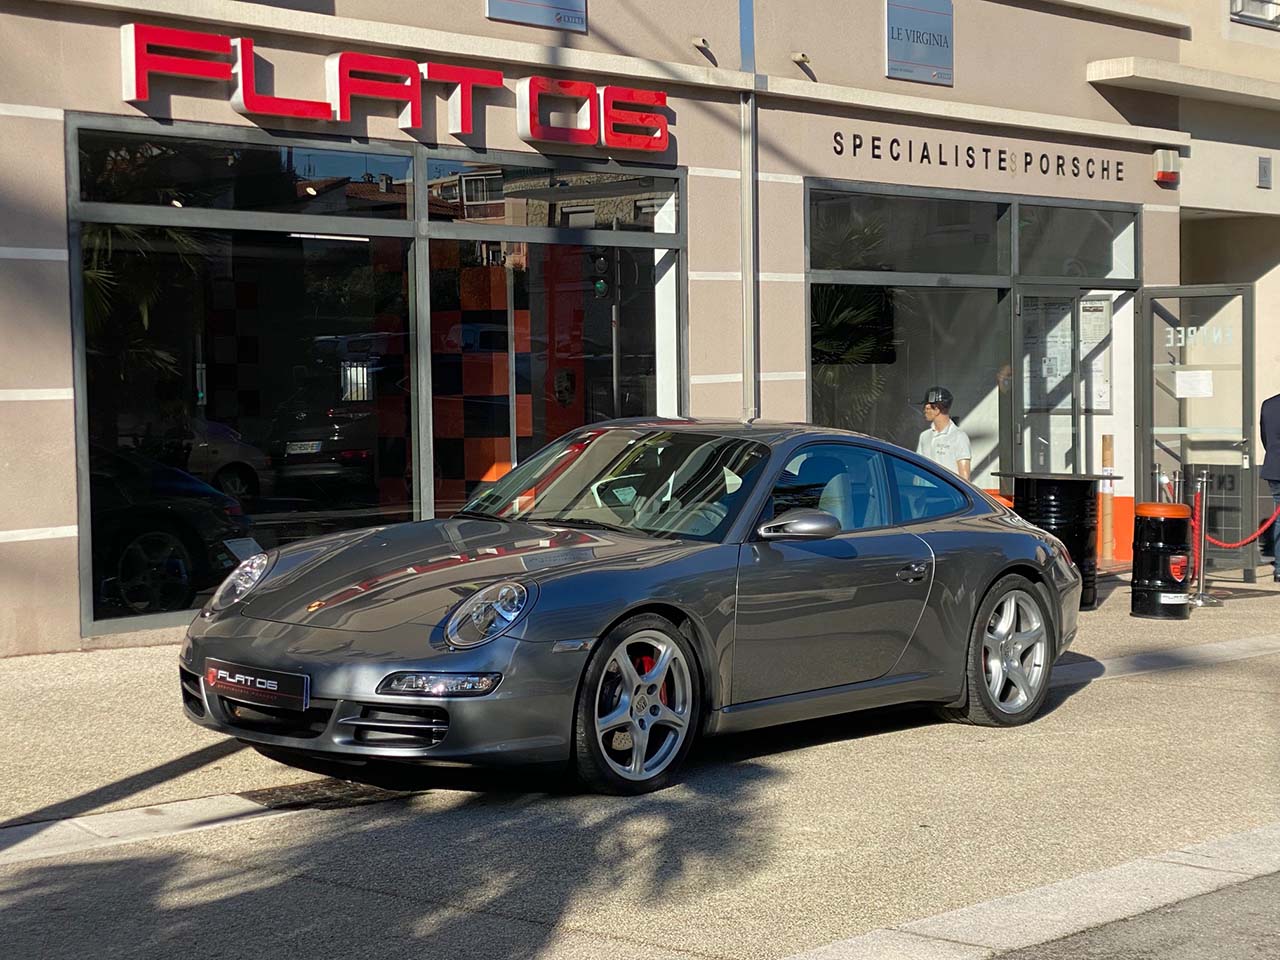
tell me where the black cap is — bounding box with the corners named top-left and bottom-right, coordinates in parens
top-left (920, 386), bottom-right (953, 406)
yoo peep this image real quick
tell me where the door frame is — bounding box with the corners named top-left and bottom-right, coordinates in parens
top-left (1137, 283), bottom-right (1257, 573)
top-left (1014, 285), bottom-right (1085, 475)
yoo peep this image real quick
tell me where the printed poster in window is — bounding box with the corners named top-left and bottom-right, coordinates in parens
top-left (1080, 296), bottom-right (1113, 414)
top-left (1021, 297), bottom-right (1074, 413)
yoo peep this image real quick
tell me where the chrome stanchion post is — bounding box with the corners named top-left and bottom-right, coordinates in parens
top-left (1191, 468), bottom-right (1222, 608)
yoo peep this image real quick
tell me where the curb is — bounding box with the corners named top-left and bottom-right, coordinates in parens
top-left (783, 821), bottom-right (1280, 959)
top-left (0, 795), bottom-right (297, 867)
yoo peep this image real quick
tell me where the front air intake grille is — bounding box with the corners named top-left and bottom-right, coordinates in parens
top-left (219, 698), bottom-right (333, 739)
top-left (179, 665), bottom-right (205, 717)
top-left (339, 705), bottom-right (449, 748)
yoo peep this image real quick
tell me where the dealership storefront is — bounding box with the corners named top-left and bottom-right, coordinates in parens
top-left (0, 0), bottom-right (1195, 653)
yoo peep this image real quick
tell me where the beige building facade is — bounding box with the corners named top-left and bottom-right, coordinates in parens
top-left (0, 0), bottom-right (1274, 655)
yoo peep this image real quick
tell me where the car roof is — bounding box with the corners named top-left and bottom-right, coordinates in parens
top-left (591, 417), bottom-right (881, 447)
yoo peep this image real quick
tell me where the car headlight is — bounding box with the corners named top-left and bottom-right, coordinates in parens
top-left (204, 553), bottom-right (272, 617)
top-left (445, 580), bottom-right (532, 648)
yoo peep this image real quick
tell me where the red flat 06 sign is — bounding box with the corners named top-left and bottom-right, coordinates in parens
top-left (121, 23), bottom-right (670, 153)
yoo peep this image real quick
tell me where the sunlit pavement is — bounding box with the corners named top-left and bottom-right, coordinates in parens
top-left (3, 574), bottom-right (1279, 959)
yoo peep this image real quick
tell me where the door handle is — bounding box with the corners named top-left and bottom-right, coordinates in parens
top-left (896, 561), bottom-right (929, 583)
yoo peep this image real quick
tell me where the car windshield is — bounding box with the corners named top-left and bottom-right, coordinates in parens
top-left (458, 428), bottom-right (773, 542)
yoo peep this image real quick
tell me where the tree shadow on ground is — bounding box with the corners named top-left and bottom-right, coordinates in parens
top-left (0, 751), bottom-right (785, 960)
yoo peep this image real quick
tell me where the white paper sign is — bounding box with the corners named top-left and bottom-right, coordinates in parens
top-left (223, 537), bottom-right (264, 561)
top-left (1174, 369), bottom-right (1214, 399)
top-left (1079, 297), bottom-right (1113, 413)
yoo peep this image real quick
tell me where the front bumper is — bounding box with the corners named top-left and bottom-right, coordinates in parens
top-left (179, 631), bottom-right (592, 766)
top-left (1055, 567), bottom-right (1084, 658)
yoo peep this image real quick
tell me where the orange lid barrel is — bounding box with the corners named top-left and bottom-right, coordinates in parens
top-left (1131, 503), bottom-right (1192, 620)
top-left (1135, 502), bottom-right (1191, 519)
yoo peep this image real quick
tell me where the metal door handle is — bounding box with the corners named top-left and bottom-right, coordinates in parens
top-left (896, 562), bottom-right (929, 583)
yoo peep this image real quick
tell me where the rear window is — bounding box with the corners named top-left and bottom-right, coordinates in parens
top-left (890, 456), bottom-right (968, 523)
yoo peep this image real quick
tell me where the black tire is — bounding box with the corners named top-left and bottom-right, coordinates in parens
top-left (937, 574), bottom-right (1054, 727)
top-left (113, 527), bottom-right (198, 614)
top-left (573, 613), bottom-right (701, 795)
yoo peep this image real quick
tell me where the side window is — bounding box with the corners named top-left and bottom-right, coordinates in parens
top-left (766, 444), bottom-right (891, 533)
top-left (890, 456), bottom-right (968, 523)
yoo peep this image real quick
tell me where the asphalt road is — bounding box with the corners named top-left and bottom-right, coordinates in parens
top-left (2, 579), bottom-right (1279, 959)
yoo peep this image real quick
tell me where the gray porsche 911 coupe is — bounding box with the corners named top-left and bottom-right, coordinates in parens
top-left (182, 419), bottom-right (1081, 794)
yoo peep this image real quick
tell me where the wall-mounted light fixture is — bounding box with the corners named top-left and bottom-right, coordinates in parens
top-left (1153, 148), bottom-right (1180, 187)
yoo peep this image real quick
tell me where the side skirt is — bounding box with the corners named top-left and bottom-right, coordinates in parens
top-left (706, 671), bottom-right (954, 736)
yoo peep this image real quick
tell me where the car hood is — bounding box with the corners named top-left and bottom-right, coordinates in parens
top-left (239, 517), bottom-right (671, 632)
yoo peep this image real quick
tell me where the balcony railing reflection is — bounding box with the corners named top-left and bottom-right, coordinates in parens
top-left (1232, 0), bottom-right (1280, 29)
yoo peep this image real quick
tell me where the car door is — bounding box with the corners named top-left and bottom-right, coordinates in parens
top-left (732, 443), bottom-right (934, 704)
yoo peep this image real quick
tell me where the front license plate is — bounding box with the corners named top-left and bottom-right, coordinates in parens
top-left (204, 658), bottom-right (310, 710)
top-left (286, 441), bottom-right (322, 455)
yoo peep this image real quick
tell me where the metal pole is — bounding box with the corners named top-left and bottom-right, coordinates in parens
top-left (1100, 434), bottom-right (1115, 562)
top-left (1191, 468), bottom-right (1222, 607)
top-left (611, 220), bottom-right (621, 417)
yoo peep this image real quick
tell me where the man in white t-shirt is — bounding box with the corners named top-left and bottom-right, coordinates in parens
top-left (915, 386), bottom-right (972, 481)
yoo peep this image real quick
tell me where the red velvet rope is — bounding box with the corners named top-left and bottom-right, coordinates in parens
top-left (1192, 490), bottom-right (1280, 555)
top-left (1191, 491), bottom-right (1200, 581)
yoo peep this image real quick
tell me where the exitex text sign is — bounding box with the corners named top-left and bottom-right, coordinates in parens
top-left (120, 23), bottom-right (669, 152)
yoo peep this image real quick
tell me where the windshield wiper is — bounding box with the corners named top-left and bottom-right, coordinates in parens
top-left (526, 516), bottom-right (636, 535)
top-left (450, 509), bottom-right (498, 521)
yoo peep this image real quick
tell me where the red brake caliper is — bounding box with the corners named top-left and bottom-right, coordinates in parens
top-left (634, 655), bottom-right (669, 705)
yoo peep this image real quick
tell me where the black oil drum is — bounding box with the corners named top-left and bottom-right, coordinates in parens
top-left (1012, 476), bottom-right (1100, 610)
top-left (1130, 503), bottom-right (1192, 620)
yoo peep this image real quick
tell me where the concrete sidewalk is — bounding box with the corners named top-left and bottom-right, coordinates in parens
top-left (3, 570), bottom-right (1280, 826)
top-left (0, 645), bottom-right (317, 827)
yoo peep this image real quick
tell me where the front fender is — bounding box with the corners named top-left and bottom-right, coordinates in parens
top-left (521, 542), bottom-right (741, 714)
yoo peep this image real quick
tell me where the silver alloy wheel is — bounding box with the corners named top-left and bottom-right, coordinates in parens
top-left (216, 468), bottom-right (253, 499)
top-left (981, 589), bottom-right (1049, 715)
top-left (594, 629), bottom-right (692, 782)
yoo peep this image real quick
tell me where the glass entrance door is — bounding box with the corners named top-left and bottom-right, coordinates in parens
top-left (1016, 289), bottom-right (1081, 473)
top-left (1141, 285), bottom-right (1257, 577)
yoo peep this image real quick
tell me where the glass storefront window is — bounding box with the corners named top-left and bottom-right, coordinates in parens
top-left (83, 225), bottom-right (413, 620)
top-left (72, 127), bottom-right (684, 625)
top-left (810, 285), bottom-right (1012, 489)
top-left (430, 238), bottom-right (678, 515)
top-left (78, 130), bottom-right (412, 219)
top-left (426, 160), bottom-right (678, 232)
top-left (809, 191), bottom-right (1010, 274)
top-left (1018, 205), bottom-right (1135, 279)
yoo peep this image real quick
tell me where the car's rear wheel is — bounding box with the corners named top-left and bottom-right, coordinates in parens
top-left (214, 464), bottom-right (258, 500)
top-left (574, 614), bottom-right (700, 795)
top-left (939, 574), bottom-right (1054, 727)
top-left (115, 528), bottom-right (197, 614)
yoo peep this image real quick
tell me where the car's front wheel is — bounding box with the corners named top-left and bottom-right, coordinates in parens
top-left (940, 574), bottom-right (1054, 727)
top-left (573, 614), bottom-right (700, 795)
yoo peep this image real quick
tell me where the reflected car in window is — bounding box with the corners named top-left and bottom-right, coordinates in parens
top-left (182, 420), bottom-right (1081, 794)
top-left (90, 447), bottom-right (252, 618)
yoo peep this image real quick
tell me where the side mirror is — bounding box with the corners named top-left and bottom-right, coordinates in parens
top-left (757, 508), bottom-right (842, 541)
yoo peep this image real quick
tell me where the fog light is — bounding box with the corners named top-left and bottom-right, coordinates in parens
top-left (378, 672), bottom-right (502, 697)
